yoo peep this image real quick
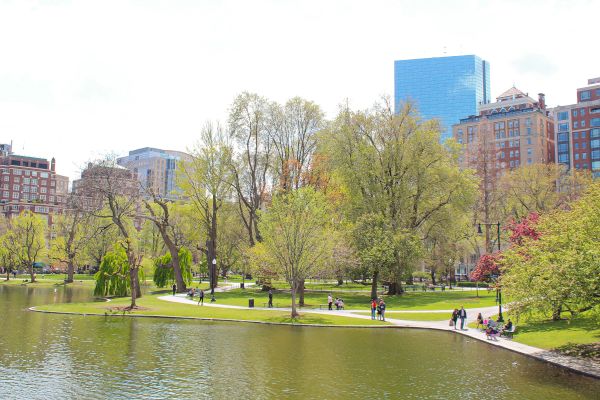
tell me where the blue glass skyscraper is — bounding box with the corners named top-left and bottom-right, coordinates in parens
top-left (394, 55), bottom-right (491, 142)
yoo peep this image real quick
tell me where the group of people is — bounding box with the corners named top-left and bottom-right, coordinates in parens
top-left (371, 298), bottom-right (386, 321)
top-left (450, 306), bottom-right (468, 330)
top-left (476, 313), bottom-right (513, 340)
top-left (326, 294), bottom-right (345, 310)
top-left (172, 284), bottom-right (215, 305)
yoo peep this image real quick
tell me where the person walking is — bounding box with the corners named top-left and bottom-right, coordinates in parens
top-left (379, 299), bottom-right (386, 322)
top-left (451, 309), bottom-right (459, 330)
top-left (370, 299), bottom-right (377, 320)
top-left (458, 306), bottom-right (467, 330)
top-left (328, 294), bottom-right (333, 310)
top-left (268, 290), bottom-right (273, 308)
top-left (198, 289), bottom-right (204, 305)
top-left (172, 283), bottom-right (177, 296)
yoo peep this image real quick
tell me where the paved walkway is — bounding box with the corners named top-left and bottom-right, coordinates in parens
top-left (159, 294), bottom-right (600, 379)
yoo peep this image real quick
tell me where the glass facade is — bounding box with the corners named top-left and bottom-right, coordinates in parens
top-left (394, 55), bottom-right (491, 142)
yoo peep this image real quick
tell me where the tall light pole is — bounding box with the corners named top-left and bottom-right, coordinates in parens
top-left (477, 221), bottom-right (503, 322)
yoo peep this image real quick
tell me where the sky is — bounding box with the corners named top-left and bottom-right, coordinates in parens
top-left (1, 0), bottom-right (598, 181)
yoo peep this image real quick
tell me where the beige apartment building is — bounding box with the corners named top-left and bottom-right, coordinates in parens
top-left (453, 87), bottom-right (555, 181)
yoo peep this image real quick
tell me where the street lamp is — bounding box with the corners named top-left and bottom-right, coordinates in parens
top-left (477, 221), bottom-right (504, 322)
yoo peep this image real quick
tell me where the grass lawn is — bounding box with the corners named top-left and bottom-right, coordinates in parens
top-left (351, 311), bottom-right (449, 321)
top-left (468, 311), bottom-right (600, 351)
top-left (34, 292), bottom-right (390, 326)
top-left (208, 287), bottom-right (498, 311)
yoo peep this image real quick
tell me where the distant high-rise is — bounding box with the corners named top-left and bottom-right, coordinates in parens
top-left (394, 55), bottom-right (491, 142)
top-left (117, 147), bottom-right (190, 200)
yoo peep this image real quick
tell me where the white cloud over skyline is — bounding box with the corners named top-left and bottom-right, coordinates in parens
top-left (1, 0), bottom-right (598, 180)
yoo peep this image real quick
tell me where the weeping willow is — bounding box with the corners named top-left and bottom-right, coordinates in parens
top-left (93, 247), bottom-right (144, 297)
top-left (153, 247), bottom-right (193, 288)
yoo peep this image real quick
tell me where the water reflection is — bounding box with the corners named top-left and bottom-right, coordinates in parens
top-left (0, 285), bottom-right (598, 399)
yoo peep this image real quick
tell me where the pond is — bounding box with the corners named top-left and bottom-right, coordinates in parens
top-left (0, 285), bottom-right (598, 399)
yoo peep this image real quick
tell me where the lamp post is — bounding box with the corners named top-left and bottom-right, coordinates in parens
top-left (211, 258), bottom-right (217, 290)
top-left (477, 221), bottom-right (504, 322)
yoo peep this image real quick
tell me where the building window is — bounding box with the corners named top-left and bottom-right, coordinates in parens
top-left (582, 120), bottom-right (586, 127)
top-left (591, 118), bottom-right (600, 127)
top-left (558, 123), bottom-right (569, 132)
top-left (593, 161), bottom-right (600, 170)
top-left (575, 164), bottom-right (580, 169)
top-left (575, 143), bottom-right (579, 150)
top-left (581, 108), bottom-right (586, 116)
top-left (593, 139), bottom-right (600, 148)
top-left (573, 110), bottom-right (578, 117)
top-left (527, 148), bottom-right (532, 155)
top-left (12, 192), bottom-right (18, 199)
top-left (592, 129), bottom-right (600, 139)
top-left (582, 131), bottom-right (587, 139)
top-left (558, 144), bottom-right (568, 152)
top-left (575, 154), bottom-right (580, 160)
top-left (581, 90), bottom-right (591, 100)
top-left (592, 150), bottom-right (600, 159)
top-left (527, 138), bottom-right (532, 145)
top-left (528, 158), bottom-right (533, 164)
top-left (557, 111), bottom-right (569, 121)
top-left (582, 153), bottom-right (587, 160)
top-left (574, 132), bottom-right (579, 140)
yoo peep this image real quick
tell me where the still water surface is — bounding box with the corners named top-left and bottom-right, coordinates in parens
top-left (0, 285), bottom-right (599, 399)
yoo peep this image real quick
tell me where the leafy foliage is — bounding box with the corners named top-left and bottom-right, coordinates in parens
top-left (153, 247), bottom-right (193, 288)
top-left (470, 253), bottom-right (502, 282)
top-left (94, 246), bottom-right (144, 297)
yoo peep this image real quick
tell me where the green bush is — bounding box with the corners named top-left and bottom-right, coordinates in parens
top-left (456, 281), bottom-right (489, 288)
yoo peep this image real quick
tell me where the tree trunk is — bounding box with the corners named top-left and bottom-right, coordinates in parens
top-left (370, 271), bottom-right (379, 299)
top-left (387, 279), bottom-right (404, 295)
top-left (430, 269), bottom-right (436, 285)
top-left (210, 194), bottom-right (219, 289)
top-left (167, 242), bottom-right (186, 293)
top-left (129, 266), bottom-right (138, 308)
top-left (337, 278), bottom-right (343, 286)
top-left (66, 259), bottom-right (75, 283)
top-left (6, 270), bottom-right (9, 281)
top-left (552, 304), bottom-right (562, 321)
top-left (290, 281), bottom-right (299, 318)
top-left (299, 279), bottom-right (305, 307)
top-left (29, 264), bottom-right (35, 283)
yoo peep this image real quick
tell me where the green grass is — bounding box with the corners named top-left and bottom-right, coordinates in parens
top-left (34, 292), bottom-right (390, 326)
top-left (468, 311), bottom-right (600, 350)
top-left (351, 311), bottom-right (449, 321)
top-left (211, 287), bottom-right (498, 311)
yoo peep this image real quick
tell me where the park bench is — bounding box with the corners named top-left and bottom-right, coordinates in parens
top-left (502, 325), bottom-right (516, 339)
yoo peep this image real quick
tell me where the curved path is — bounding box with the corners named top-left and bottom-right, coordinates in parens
top-left (160, 293), bottom-right (600, 379)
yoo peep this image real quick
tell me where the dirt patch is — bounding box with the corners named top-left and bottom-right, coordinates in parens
top-left (106, 306), bottom-right (151, 312)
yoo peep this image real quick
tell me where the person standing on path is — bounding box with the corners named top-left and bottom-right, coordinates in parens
top-left (451, 309), bottom-right (459, 329)
top-left (379, 299), bottom-right (386, 321)
top-left (370, 299), bottom-right (377, 320)
top-left (198, 289), bottom-right (204, 305)
top-left (328, 294), bottom-right (333, 310)
top-left (268, 290), bottom-right (273, 308)
top-left (172, 283), bottom-right (177, 296)
top-left (458, 306), bottom-right (467, 330)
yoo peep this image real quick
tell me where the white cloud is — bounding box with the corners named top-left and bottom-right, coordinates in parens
top-left (0, 0), bottom-right (598, 180)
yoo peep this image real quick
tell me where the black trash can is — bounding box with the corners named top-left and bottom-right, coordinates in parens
top-left (248, 298), bottom-right (254, 308)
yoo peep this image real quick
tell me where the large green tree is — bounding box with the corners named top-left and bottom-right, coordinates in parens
top-left (4, 211), bottom-right (47, 283)
top-left (322, 99), bottom-right (478, 294)
top-left (259, 188), bottom-right (330, 317)
top-left (502, 183), bottom-right (600, 320)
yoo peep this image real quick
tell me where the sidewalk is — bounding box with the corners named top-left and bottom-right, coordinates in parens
top-left (159, 294), bottom-right (600, 379)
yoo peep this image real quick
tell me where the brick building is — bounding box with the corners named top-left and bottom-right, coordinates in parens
top-left (552, 78), bottom-right (600, 177)
top-left (0, 143), bottom-right (69, 223)
top-left (453, 87), bottom-right (555, 179)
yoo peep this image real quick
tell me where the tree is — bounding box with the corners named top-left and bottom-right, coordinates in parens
top-left (322, 99), bottom-right (478, 294)
top-left (81, 158), bottom-right (143, 308)
top-left (0, 234), bottom-right (19, 280)
top-left (143, 196), bottom-right (188, 292)
top-left (153, 247), bottom-right (193, 288)
top-left (502, 183), bottom-right (600, 320)
top-left (94, 246), bottom-right (141, 297)
top-left (228, 92), bottom-right (273, 245)
top-left (259, 188), bottom-right (330, 318)
top-left (179, 122), bottom-right (233, 289)
top-left (4, 211), bottom-right (47, 282)
top-left (50, 195), bottom-right (97, 283)
top-left (471, 253), bottom-right (501, 282)
top-left (499, 164), bottom-right (591, 220)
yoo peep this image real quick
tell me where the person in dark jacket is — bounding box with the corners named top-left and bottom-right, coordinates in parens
top-left (451, 309), bottom-right (459, 329)
top-left (458, 306), bottom-right (467, 330)
top-left (268, 290), bottom-right (273, 308)
top-left (172, 284), bottom-right (177, 296)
